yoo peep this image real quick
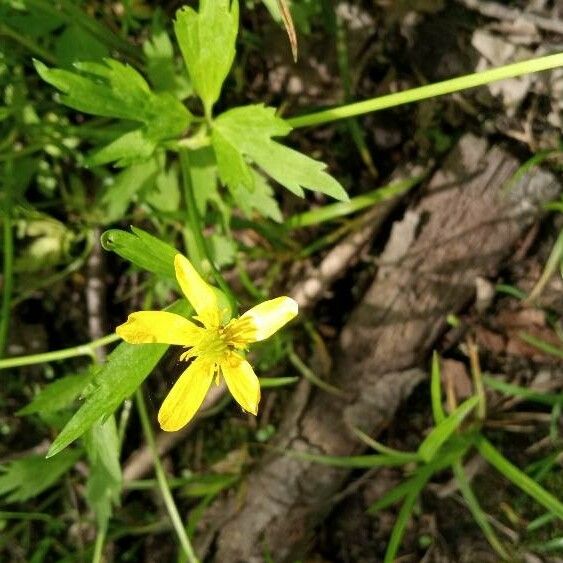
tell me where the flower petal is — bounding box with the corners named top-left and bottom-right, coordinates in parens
top-left (221, 357), bottom-right (260, 415)
top-left (174, 254), bottom-right (220, 328)
top-left (116, 311), bottom-right (204, 346)
top-left (158, 358), bottom-right (214, 431)
top-left (235, 296), bottom-right (298, 343)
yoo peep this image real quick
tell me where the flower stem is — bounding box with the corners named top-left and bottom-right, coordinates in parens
top-left (288, 52), bottom-right (563, 128)
top-left (91, 526), bottom-right (106, 563)
top-left (0, 333), bottom-right (120, 370)
top-left (179, 148), bottom-right (238, 315)
top-left (135, 388), bottom-right (199, 563)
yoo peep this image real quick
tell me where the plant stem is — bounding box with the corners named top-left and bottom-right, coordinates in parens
top-left (92, 526), bottom-right (106, 563)
top-left (135, 388), bottom-right (199, 563)
top-left (288, 52), bottom-right (563, 128)
top-left (0, 333), bottom-right (120, 370)
top-left (179, 149), bottom-right (238, 315)
top-left (0, 182), bottom-right (14, 358)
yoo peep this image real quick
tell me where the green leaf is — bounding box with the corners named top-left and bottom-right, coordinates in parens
top-left (383, 467), bottom-right (432, 563)
top-left (476, 436), bottom-right (563, 521)
top-left (0, 450), bottom-right (81, 502)
top-left (84, 418), bottom-right (122, 529)
top-left (100, 226), bottom-right (178, 280)
top-left (144, 29), bottom-right (191, 99)
top-left (174, 0), bottom-right (238, 114)
top-left (85, 129), bottom-right (157, 168)
top-left (208, 233), bottom-right (236, 268)
top-left (417, 396), bottom-right (478, 463)
top-left (181, 474), bottom-right (238, 497)
top-left (350, 426), bottom-right (419, 462)
top-left (18, 371), bottom-right (93, 416)
top-left (518, 331), bottom-right (563, 360)
top-left (367, 437), bottom-right (471, 514)
top-left (284, 450), bottom-right (415, 469)
top-left (145, 160), bottom-right (181, 213)
top-left (212, 104), bottom-right (348, 201)
top-left (54, 25), bottom-right (109, 67)
top-left (452, 461), bottom-right (510, 559)
top-left (35, 58), bottom-right (150, 120)
top-left (47, 300), bottom-right (190, 457)
top-left (483, 376), bottom-right (563, 407)
top-left (98, 158), bottom-right (159, 222)
top-left (430, 351), bottom-right (446, 425)
top-left (34, 58), bottom-right (190, 165)
top-left (189, 146), bottom-right (221, 215)
top-left (231, 171), bottom-right (283, 222)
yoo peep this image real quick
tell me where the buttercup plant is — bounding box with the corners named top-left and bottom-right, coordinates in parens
top-left (116, 254), bottom-right (298, 431)
top-left (2, 0), bottom-right (563, 561)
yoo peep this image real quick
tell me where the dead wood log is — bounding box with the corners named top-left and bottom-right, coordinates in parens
top-left (196, 134), bottom-right (560, 562)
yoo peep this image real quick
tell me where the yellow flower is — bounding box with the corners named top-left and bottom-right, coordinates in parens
top-left (116, 254), bottom-right (298, 431)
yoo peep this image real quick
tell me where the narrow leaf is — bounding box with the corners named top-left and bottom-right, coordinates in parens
top-left (101, 226), bottom-right (177, 280)
top-left (18, 371), bottom-right (93, 415)
top-left (283, 450), bottom-right (414, 469)
top-left (431, 351), bottom-right (446, 425)
top-left (476, 436), bottom-right (563, 520)
top-left (47, 300), bottom-right (190, 457)
top-left (418, 396), bottom-right (478, 463)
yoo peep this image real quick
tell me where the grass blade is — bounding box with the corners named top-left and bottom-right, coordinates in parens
top-left (518, 332), bottom-right (563, 360)
top-left (350, 426), bottom-right (419, 463)
top-left (483, 376), bottom-right (563, 407)
top-left (431, 351), bottom-right (446, 425)
top-left (383, 466), bottom-right (433, 563)
top-left (282, 450), bottom-right (415, 469)
top-left (418, 396), bottom-right (479, 463)
top-left (526, 229), bottom-right (563, 302)
top-left (476, 437), bottom-right (563, 520)
top-left (452, 461), bottom-right (510, 560)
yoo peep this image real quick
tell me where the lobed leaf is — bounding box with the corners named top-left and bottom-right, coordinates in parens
top-left (212, 104), bottom-right (348, 201)
top-left (174, 0), bottom-right (238, 115)
top-left (34, 58), bottom-right (191, 166)
top-left (0, 450), bottom-right (81, 502)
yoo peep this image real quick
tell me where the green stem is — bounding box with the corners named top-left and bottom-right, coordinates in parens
top-left (179, 149), bottom-right (238, 315)
top-left (135, 388), bottom-right (199, 563)
top-left (91, 526), bottom-right (106, 563)
top-left (0, 185), bottom-right (14, 358)
top-left (288, 53), bottom-right (563, 128)
top-left (0, 333), bottom-right (120, 370)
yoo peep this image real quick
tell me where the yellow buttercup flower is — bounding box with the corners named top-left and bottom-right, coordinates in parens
top-left (116, 254), bottom-right (298, 431)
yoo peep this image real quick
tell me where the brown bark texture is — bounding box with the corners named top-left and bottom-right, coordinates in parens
top-left (197, 134), bottom-right (561, 562)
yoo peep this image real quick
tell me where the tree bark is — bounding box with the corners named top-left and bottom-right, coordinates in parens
top-left (197, 134), bottom-right (561, 562)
